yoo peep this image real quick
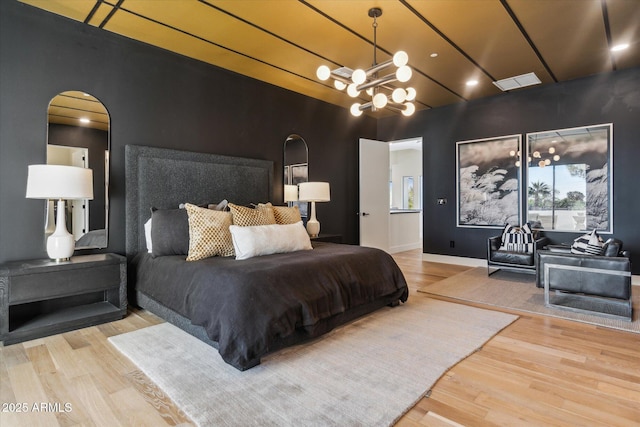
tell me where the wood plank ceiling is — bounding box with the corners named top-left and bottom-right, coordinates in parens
top-left (20, 0), bottom-right (640, 120)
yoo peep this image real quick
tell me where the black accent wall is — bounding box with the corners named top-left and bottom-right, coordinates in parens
top-left (0, 1), bottom-right (375, 264)
top-left (378, 67), bottom-right (640, 274)
top-left (1, 1), bottom-right (639, 275)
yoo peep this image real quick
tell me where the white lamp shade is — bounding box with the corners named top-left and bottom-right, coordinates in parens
top-left (298, 182), bottom-right (330, 202)
top-left (26, 164), bottom-right (93, 200)
top-left (284, 184), bottom-right (298, 202)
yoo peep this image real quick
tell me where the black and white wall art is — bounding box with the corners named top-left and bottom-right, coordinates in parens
top-left (457, 135), bottom-right (521, 228)
top-left (526, 123), bottom-right (612, 233)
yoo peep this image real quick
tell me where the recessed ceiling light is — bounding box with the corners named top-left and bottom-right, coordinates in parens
top-left (466, 80), bottom-right (478, 86)
top-left (430, 53), bottom-right (438, 58)
top-left (611, 43), bottom-right (629, 52)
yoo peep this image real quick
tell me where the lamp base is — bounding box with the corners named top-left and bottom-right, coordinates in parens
top-left (47, 200), bottom-right (75, 262)
top-left (306, 218), bottom-right (320, 238)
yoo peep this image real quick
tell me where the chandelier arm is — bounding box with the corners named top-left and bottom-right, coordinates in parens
top-left (364, 59), bottom-right (394, 77)
top-left (356, 74), bottom-right (397, 92)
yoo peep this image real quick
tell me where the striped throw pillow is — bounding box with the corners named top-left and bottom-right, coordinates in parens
top-left (571, 229), bottom-right (604, 255)
top-left (499, 223), bottom-right (535, 253)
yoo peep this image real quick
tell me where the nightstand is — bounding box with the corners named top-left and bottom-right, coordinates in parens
top-left (0, 253), bottom-right (127, 345)
top-left (311, 234), bottom-right (343, 243)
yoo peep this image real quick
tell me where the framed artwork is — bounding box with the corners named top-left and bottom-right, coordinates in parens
top-left (526, 123), bottom-right (612, 233)
top-left (456, 134), bottom-right (521, 227)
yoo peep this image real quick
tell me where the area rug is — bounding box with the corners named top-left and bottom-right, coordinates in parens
top-left (108, 298), bottom-right (516, 426)
top-left (420, 267), bottom-right (640, 333)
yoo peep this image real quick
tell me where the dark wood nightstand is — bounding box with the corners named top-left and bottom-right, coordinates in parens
top-left (0, 253), bottom-right (127, 345)
top-left (311, 234), bottom-right (343, 243)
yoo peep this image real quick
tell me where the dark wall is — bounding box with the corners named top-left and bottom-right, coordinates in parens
top-left (378, 67), bottom-right (640, 273)
top-left (0, 1), bottom-right (376, 264)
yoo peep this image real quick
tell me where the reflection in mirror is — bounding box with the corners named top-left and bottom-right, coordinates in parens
top-left (283, 134), bottom-right (309, 217)
top-left (47, 91), bottom-right (110, 248)
top-left (525, 123), bottom-right (612, 233)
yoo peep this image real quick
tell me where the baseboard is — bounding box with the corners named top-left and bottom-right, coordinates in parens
top-left (389, 242), bottom-right (422, 254)
top-left (420, 253), bottom-right (640, 286)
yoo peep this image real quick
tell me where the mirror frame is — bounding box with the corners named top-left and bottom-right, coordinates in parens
top-left (47, 90), bottom-right (110, 249)
top-left (525, 123), bottom-right (613, 233)
top-left (283, 134), bottom-right (309, 217)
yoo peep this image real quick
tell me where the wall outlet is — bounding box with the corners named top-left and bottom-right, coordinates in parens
top-left (437, 198), bottom-right (447, 205)
top-left (450, 240), bottom-right (455, 248)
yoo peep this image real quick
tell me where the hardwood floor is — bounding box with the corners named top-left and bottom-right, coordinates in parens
top-left (1, 250), bottom-right (638, 426)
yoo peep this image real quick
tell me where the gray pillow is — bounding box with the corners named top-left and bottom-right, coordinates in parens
top-left (150, 208), bottom-right (189, 257)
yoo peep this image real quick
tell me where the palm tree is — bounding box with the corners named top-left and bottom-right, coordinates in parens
top-left (528, 181), bottom-right (551, 209)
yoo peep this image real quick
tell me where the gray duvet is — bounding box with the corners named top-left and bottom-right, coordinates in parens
top-left (132, 242), bottom-right (408, 370)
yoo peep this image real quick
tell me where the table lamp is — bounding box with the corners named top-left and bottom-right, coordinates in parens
top-left (26, 164), bottom-right (94, 262)
top-left (298, 181), bottom-right (330, 237)
top-left (284, 184), bottom-right (298, 206)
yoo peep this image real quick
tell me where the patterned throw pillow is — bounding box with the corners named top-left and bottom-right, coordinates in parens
top-left (228, 203), bottom-right (276, 226)
top-left (257, 203), bottom-right (302, 224)
top-left (499, 223), bottom-right (535, 253)
top-left (571, 229), bottom-right (604, 255)
top-left (185, 203), bottom-right (235, 261)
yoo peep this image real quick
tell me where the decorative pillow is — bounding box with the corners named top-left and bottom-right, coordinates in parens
top-left (178, 199), bottom-right (228, 211)
top-left (228, 203), bottom-right (276, 226)
top-left (499, 223), bottom-right (535, 253)
top-left (185, 203), bottom-right (235, 261)
top-left (229, 221), bottom-right (312, 260)
top-left (144, 218), bottom-right (153, 253)
top-left (257, 202), bottom-right (302, 224)
top-left (571, 229), bottom-right (604, 255)
top-left (150, 207), bottom-right (190, 257)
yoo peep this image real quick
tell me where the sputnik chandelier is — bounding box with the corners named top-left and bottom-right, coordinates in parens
top-left (316, 7), bottom-right (416, 117)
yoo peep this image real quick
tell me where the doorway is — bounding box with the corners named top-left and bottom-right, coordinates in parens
top-left (359, 137), bottom-right (423, 253)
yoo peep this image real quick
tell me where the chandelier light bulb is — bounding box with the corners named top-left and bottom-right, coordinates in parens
top-left (548, 147), bottom-right (556, 154)
top-left (393, 51), bottom-right (409, 67)
top-left (366, 87), bottom-right (374, 96)
top-left (372, 92), bottom-right (388, 108)
top-left (405, 87), bottom-right (416, 101)
top-left (533, 151), bottom-right (541, 158)
top-left (350, 103), bottom-right (363, 117)
top-left (396, 65), bottom-right (412, 83)
top-left (347, 83), bottom-right (361, 98)
top-left (553, 154), bottom-right (560, 161)
top-left (334, 80), bottom-right (347, 90)
top-left (352, 69), bottom-right (367, 85)
top-left (544, 159), bottom-right (551, 165)
top-left (509, 150), bottom-right (516, 157)
top-left (316, 65), bottom-right (331, 81)
top-left (402, 102), bottom-right (415, 116)
top-left (538, 160), bottom-right (546, 167)
top-left (391, 88), bottom-right (407, 103)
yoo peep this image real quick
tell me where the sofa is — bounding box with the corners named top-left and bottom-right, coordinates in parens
top-left (536, 238), bottom-right (632, 320)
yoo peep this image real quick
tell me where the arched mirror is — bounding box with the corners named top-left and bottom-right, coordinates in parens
top-left (47, 90), bottom-right (110, 249)
top-left (283, 134), bottom-right (308, 217)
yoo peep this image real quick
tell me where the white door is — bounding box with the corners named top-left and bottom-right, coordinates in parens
top-left (359, 138), bottom-right (390, 251)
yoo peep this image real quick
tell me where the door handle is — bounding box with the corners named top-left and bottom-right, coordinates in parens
top-left (361, 212), bottom-right (370, 216)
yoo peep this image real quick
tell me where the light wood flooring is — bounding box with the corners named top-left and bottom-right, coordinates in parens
top-left (1, 249), bottom-right (638, 426)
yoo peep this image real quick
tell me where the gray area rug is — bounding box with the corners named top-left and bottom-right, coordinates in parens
top-left (420, 267), bottom-right (639, 333)
top-left (109, 298), bottom-right (516, 426)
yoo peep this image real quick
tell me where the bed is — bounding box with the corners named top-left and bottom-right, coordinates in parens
top-left (125, 145), bottom-right (409, 370)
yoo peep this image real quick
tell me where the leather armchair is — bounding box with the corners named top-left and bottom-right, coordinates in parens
top-left (487, 233), bottom-right (549, 275)
top-left (536, 238), bottom-right (632, 320)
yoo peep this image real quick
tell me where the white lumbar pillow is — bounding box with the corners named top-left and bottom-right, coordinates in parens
top-left (229, 221), bottom-right (312, 260)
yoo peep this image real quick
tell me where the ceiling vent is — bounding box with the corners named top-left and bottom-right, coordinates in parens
top-left (493, 72), bottom-right (541, 91)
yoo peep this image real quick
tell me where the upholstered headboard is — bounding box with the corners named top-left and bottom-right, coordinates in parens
top-left (125, 145), bottom-right (273, 257)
